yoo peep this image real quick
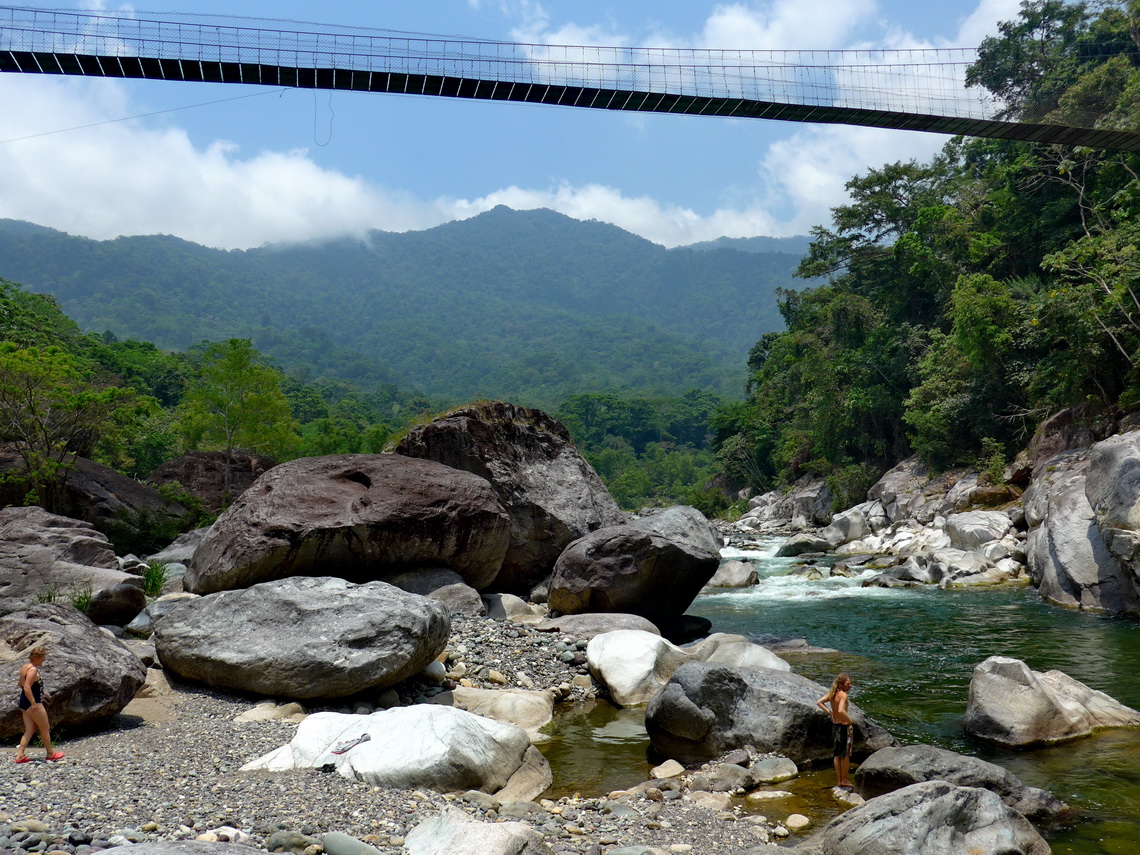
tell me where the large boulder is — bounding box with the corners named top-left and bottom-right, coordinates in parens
top-left (854, 744), bottom-right (1070, 823)
top-left (155, 577), bottom-right (450, 699)
top-left (791, 781), bottom-right (1050, 855)
top-left (1023, 402), bottom-right (1116, 474)
top-left (964, 655), bottom-right (1140, 746)
top-left (548, 525), bottom-right (719, 626)
top-left (645, 662), bottom-right (896, 764)
top-left (629, 505), bottom-right (722, 555)
top-left (85, 581), bottom-right (148, 627)
top-left (0, 603), bottom-right (146, 737)
top-left (533, 612), bottom-right (660, 637)
top-left (0, 450), bottom-right (190, 538)
top-left (185, 454), bottom-right (512, 594)
top-left (382, 567), bottom-right (485, 617)
top-left (866, 457), bottom-right (998, 525)
top-left (394, 401), bottom-right (626, 594)
top-left (146, 450), bottom-right (277, 513)
top-left (243, 705), bottom-right (541, 796)
top-left (587, 629), bottom-right (694, 707)
top-left (0, 507), bottom-right (132, 602)
top-left (1086, 430), bottom-right (1140, 581)
top-left (589, 630), bottom-right (791, 707)
top-left (1023, 449), bottom-right (1140, 615)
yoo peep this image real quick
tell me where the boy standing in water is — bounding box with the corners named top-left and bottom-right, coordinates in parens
top-left (816, 673), bottom-right (852, 789)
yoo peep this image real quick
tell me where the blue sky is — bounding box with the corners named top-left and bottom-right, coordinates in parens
top-left (0, 1), bottom-right (1024, 249)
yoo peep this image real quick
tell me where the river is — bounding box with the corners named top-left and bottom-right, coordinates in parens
top-left (540, 535), bottom-right (1140, 854)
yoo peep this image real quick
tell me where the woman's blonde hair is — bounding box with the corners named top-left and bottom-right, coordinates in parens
top-left (823, 672), bottom-right (850, 702)
top-left (29, 646), bottom-right (47, 659)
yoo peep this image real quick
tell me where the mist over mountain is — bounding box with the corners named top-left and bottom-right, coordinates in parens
top-left (0, 207), bottom-right (805, 407)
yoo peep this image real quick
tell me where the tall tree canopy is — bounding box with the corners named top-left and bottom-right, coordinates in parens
top-left (714, 0), bottom-right (1140, 504)
top-left (177, 339), bottom-right (300, 462)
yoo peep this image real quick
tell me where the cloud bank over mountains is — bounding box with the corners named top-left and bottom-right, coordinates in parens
top-left (0, 1), bottom-right (1019, 249)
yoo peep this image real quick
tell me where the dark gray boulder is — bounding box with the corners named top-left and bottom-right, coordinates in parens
top-left (185, 454), bottom-right (512, 594)
top-left (791, 780), bottom-right (1050, 855)
top-left (85, 581), bottom-right (148, 627)
top-left (383, 567), bottom-right (486, 616)
top-left (854, 744), bottom-right (1070, 823)
top-left (0, 506), bottom-right (132, 602)
top-left (0, 603), bottom-right (146, 738)
top-left (645, 662), bottom-right (896, 764)
top-left (630, 505), bottom-right (722, 555)
top-left (154, 576), bottom-right (450, 699)
top-left (548, 525), bottom-right (719, 626)
top-left (394, 401), bottom-right (626, 595)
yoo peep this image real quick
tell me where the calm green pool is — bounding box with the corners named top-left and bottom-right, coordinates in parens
top-left (540, 536), bottom-right (1140, 853)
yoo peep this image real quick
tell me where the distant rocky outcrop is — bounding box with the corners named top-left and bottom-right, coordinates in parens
top-left (0, 450), bottom-right (191, 541)
top-left (645, 662), bottom-right (896, 764)
top-left (155, 577), bottom-right (450, 699)
top-left (147, 450), bottom-right (277, 513)
top-left (736, 475), bottom-right (833, 532)
top-left (854, 744), bottom-right (1070, 823)
top-left (0, 506), bottom-right (134, 602)
top-left (0, 602), bottom-right (146, 738)
top-left (791, 780), bottom-right (1050, 855)
top-left (964, 655), bottom-right (1140, 746)
top-left (867, 457), bottom-right (1017, 526)
top-left (394, 402), bottom-right (626, 595)
top-left (548, 524), bottom-right (719, 627)
top-left (184, 454), bottom-right (512, 594)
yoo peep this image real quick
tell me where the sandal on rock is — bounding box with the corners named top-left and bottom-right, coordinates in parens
top-left (13, 755), bottom-right (30, 763)
top-left (46, 751), bottom-right (65, 761)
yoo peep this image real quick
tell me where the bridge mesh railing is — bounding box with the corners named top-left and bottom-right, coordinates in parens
top-left (1, 6), bottom-right (1005, 117)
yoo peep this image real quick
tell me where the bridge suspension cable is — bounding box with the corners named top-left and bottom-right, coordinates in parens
top-left (2, 5), bottom-right (1138, 152)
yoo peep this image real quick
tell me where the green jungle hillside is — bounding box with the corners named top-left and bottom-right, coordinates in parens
top-left (712, 0), bottom-right (1140, 509)
top-left (0, 207), bottom-right (803, 409)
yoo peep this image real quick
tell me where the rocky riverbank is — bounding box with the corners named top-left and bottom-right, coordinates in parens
top-left (2, 617), bottom-right (800, 855)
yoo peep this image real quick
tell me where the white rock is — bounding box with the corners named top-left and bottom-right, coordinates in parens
top-left (242, 705), bottom-right (538, 794)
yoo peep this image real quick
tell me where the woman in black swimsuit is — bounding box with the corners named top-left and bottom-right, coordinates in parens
top-left (14, 647), bottom-right (64, 763)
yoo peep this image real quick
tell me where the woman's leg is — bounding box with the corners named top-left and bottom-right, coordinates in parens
top-left (17, 708), bottom-right (35, 758)
top-left (28, 703), bottom-right (54, 755)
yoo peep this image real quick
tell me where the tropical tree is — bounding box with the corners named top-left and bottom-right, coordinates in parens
top-left (177, 339), bottom-right (300, 466)
top-left (0, 343), bottom-right (137, 509)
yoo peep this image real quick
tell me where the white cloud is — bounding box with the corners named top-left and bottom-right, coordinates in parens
top-left (0, 76), bottom-right (444, 249)
top-left (695, 1), bottom-right (877, 51)
top-left (0, 0), bottom-right (1036, 252)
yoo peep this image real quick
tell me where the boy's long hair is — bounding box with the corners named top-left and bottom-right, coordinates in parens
top-left (823, 672), bottom-right (850, 703)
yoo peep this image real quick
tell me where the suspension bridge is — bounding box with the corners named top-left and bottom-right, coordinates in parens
top-left (2, 5), bottom-right (1138, 152)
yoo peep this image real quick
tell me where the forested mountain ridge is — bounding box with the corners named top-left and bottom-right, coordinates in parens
top-left (0, 207), bottom-right (804, 408)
